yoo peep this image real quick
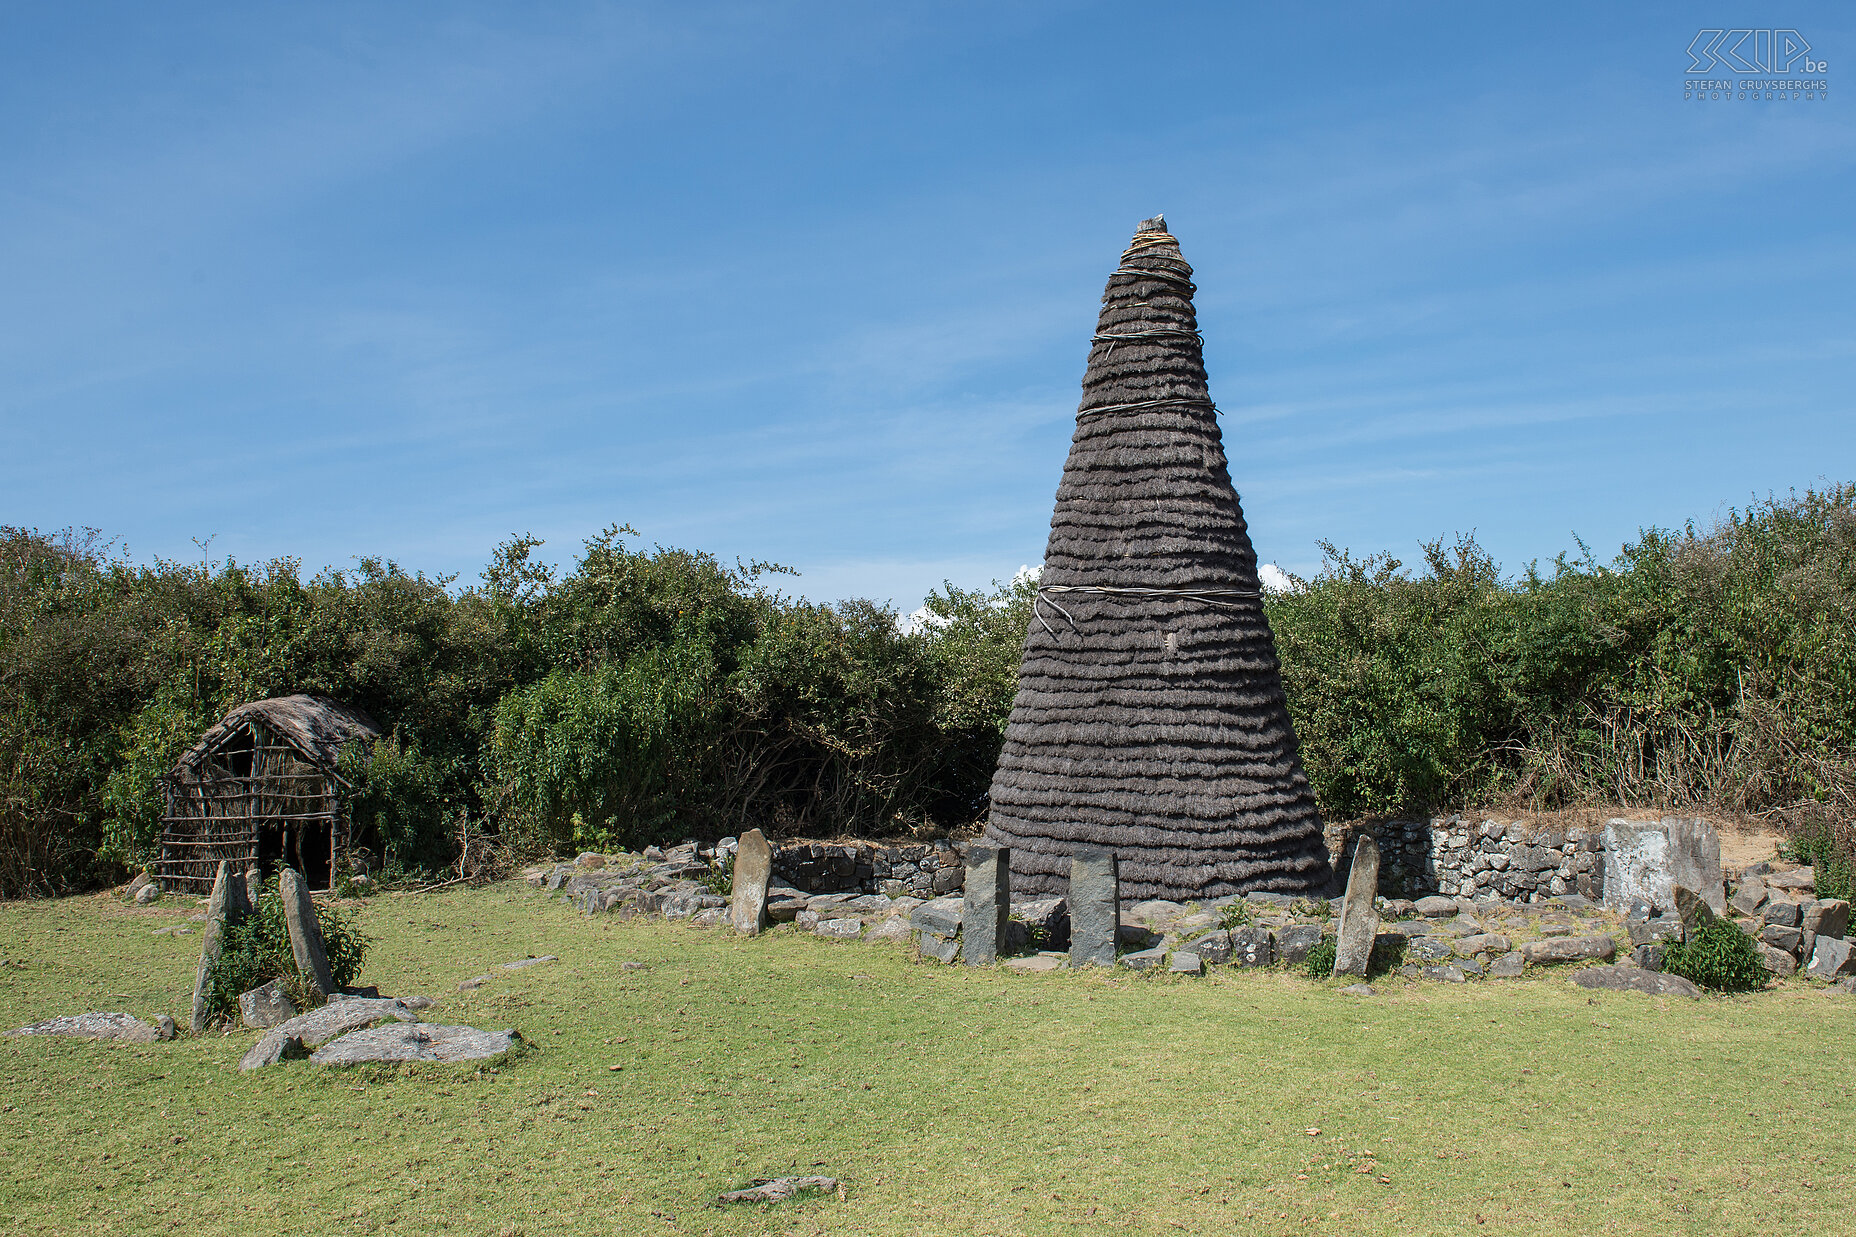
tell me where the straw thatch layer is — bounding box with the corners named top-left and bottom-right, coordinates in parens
top-left (982, 217), bottom-right (1331, 901)
top-left (168, 694), bottom-right (381, 783)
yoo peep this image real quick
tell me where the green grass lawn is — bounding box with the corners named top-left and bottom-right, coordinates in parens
top-left (3, 883), bottom-right (1851, 1237)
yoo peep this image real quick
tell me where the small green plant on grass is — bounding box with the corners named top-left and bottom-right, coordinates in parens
top-left (1304, 937), bottom-right (1337, 976)
top-left (1219, 902), bottom-right (1253, 930)
top-left (1662, 917), bottom-right (1766, 992)
top-left (204, 893), bottom-right (370, 1021)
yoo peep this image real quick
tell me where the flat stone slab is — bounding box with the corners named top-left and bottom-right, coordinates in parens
top-left (240, 997), bottom-right (423, 1071)
top-left (1118, 946), bottom-right (1167, 971)
top-left (1519, 935), bottom-right (1617, 965)
top-left (1453, 933), bottom-right (1511, 956)
top-left (1571, 964), bottom-right (1702, 999)
top-left (1338, 984), bottom-right (1375, 996)
top-left (7, 1012), bottom-right (173, 1043)
top-left (1765, 870), bottom-right (1816, 892)
top-left (309, 1023), bottom-right (519, 1065)
top-left (501, 956), bottom-right (557, 970)
top-left (458, 975), bottom-right (491, 991)
top-left (1413, 895), bottom-right (1457, 918)
top-left (1169, 952), bottom-right (1204, 974)
top-left (865, 917), bottom-right (912, 943)
top-left (1003, 953), bottom-right (1065, 972)
top-left (717, 1176), bottom-right (839, 1205)
top-left (814, 917), bottom-right (864, 940)
top-left (909, 897), bottom-right (962, 937)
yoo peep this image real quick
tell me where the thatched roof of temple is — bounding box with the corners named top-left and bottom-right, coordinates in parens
top-left (982, 216), bottom-right (1332, 902)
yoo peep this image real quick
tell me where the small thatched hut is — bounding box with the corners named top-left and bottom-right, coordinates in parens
top-left (156, 695), bottom-right (380, 893)
top-left (983, 216), bottom-right (1332, 902)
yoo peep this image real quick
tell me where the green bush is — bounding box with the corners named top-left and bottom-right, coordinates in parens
top-left (203, 891), bottom-right (370, 1023)
top-left (1662, 917), bottom-right (1766, 993)
top-left (1304, 938), bottom-right (1337, 977)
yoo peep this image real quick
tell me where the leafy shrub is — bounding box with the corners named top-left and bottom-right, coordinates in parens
top-left (1780, 814), bottom-right (1854, 902)
top-left (1304, 938), bottom-right (1337, 977)
top-left (203, 890), bottom-right (370, 1022)
top-left (1662, 917), bottom-right (1765, 992)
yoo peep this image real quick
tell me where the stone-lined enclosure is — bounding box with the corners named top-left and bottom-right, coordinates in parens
top-left (531, 817), bottom-right (1855, 990)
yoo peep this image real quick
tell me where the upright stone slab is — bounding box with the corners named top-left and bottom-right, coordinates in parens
top-left (962, 846), bottom-right (1010, 966)
top-left (245, 866), bottom-right (264, 909)
top-left (1332, 836), bottom-right (1381, 978)
top-left (279, 866), bottom-right (336, 1001)
top-left (190, 860), bottom-right (252, 1033)
top-left (1602, 820), bottom-right (1673, 912)
top-left (729, 828), bottom-right (773, 935)
top-left (1068, 847), bottom-right (1119, 968)
top-left (1664, 817), bottom-right (1726, 916)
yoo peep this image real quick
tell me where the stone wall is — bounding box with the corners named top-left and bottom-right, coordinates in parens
top-left (1327, 817), bottom-right (1606, 903)
top-left (767, 839), bottom-right (966, 899)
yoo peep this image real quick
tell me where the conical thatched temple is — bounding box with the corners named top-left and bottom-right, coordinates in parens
top-left (983, 216), bottom-right (1332, 902)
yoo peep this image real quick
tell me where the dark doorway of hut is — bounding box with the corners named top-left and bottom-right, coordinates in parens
top-left (257, 819), bottom-right (334, 892)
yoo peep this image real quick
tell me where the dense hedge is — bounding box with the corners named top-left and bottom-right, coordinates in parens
top-left (3, 486), bottom-right (1853, 896)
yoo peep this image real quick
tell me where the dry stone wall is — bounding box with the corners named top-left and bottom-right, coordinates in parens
top-left (767, 840), bottom-right (964, 899)
top-left (1327, 817), bottom-right (1606, 903)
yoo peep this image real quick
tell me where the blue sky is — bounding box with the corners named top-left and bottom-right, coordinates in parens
top-left (3, 3), bottom-right (1851, 607)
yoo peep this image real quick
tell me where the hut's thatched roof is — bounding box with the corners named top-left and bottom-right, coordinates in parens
top-left (982, 216), bottom-right (1332, 901)
top-left (165, 694), bottom-right (381, 783)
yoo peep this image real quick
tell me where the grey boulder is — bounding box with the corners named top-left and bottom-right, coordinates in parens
top-left (1802, 899), bottom-right (1849, 939)
top-left (1228, 925), bottom-right (1274, 967)
top-left (1181, 929), bottom-right (1232, 965)
top-left (1755, 943), bottom-right (1798, 977)
top-left (1274, 924), bottom-right (1326, 965)
top-left (238, 979), bottom-right (298, 1029)
top-left (1489, 953), bottom-right (1526, 978)
top-left (1805, 935), bottom-right (1856, 980)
